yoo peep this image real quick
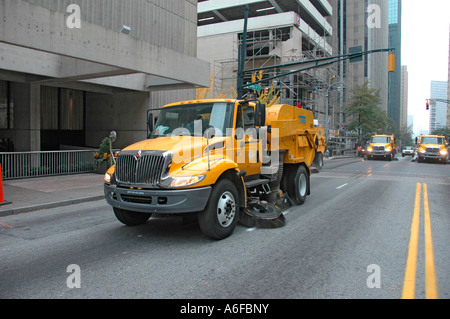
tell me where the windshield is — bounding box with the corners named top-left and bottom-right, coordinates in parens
top-left (421, 137), bottom-right (445, 145)
top-left (371, 136), bottom-right (390, 143)
top-left (151, 102), bottom-right (235, 138)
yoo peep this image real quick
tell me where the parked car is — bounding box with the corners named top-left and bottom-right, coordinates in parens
top-left (402, 146), bottom-right (415, 157)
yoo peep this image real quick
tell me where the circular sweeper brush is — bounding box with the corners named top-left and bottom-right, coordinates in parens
top-left (239, 199), bottom-right (288, 229)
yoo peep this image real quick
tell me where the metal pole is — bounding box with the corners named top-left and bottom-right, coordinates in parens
top-left (237, 5), bottom-right (249, 99)
top-left (325, 90), bottom-right (329, 142)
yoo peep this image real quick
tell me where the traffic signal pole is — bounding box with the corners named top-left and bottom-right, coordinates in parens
top-left (236, 7), bottom-right (395, 98)
top-left (238, 47), bottom-right (396, 93)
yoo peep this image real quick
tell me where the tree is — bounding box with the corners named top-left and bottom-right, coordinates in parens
top-left (431, 127), bottom-right (450, 138)
top-left (344, 82), bottom-right (388, 137)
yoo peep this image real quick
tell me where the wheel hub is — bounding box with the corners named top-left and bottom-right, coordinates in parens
top-left (217, 192), bottom-right (236, 227)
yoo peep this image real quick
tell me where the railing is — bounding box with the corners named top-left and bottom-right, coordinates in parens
top-left (0, 150), bottom-right (97, 180)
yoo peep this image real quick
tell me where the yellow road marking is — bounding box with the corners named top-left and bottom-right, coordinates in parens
top-left (402, 183), bottom-right (439, 299)
top-left (401, 183), bottom-right (421, 299)
top-left (423, 184), bottom-right (439, 299)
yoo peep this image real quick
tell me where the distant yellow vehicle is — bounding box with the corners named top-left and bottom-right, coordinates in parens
top-left (417, 135), bottom-right (448, 164)
top-left (366, 134), bottom-right (396, 161)
top-left (104, 99), bottom-right (318, 239)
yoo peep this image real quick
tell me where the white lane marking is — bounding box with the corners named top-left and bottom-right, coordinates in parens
top-left (336, 183), bottom-right (348, 190)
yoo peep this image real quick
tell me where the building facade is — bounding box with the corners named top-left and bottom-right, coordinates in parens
top-left (329, 0), bottom-right (389, 115)
top-left (447, 25), bottom-right (450, 128)
top-left (388, 0), bottom-right (402, 128)
top-left (399, 65), bottom-right (408, 130)
top-left (429, 80), bottom-right (448, 133)
top-left (0, 0), bottom-right (209, 152)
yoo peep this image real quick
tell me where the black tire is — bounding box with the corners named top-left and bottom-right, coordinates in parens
top-left (283, 165), bottom-right (308, 205)
top-left (113, 208), bottom-right (151, 226)
top-left (315, 152), bottom-right (324, 170)
top-left (198, 179), bottom-right (239, 240)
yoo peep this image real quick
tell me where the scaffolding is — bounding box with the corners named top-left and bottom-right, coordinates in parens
top-left (211, 26), bottom-right (338, 130)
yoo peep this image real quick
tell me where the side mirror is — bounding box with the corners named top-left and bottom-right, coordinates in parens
top-left (254, 101), bottom-right (266, 127)
top-left (204, 125), bottom-right (215, 140)
top-left (109, 130), bottom-right (117, 143)
top-left (147, 111), bottom-right (154, 137)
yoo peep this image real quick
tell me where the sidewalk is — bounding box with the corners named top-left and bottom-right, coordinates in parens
top-left (0, 174), bottom-right (106, 217)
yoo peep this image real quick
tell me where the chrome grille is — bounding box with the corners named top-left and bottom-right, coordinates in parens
top-left (115, 151), bottom-right (168, 185)
top-left (426, 147), bottom-right (440, 154)
top-left (373, 146), bottom-right (385, 151)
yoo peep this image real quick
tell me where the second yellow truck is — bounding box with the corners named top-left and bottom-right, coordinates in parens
top-left (104, 99), bottom-right (318, 239)
top-left (366, 134), bottom-right (396, 161)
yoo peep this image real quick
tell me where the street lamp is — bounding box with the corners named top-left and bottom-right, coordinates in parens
top-left (325, 81), bottom-right (344, 142)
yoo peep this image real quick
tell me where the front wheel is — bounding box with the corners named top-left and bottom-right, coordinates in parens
top-left (198, 179), bottom-right (239, 240)
top-left (113, 208), bottom-right (151, 226)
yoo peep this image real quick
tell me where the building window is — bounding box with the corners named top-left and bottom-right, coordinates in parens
top-left (0, 80), bottom-right (13, 130)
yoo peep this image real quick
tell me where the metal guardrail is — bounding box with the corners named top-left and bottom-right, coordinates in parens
top-left (0, 150), bottom-right (97, 180)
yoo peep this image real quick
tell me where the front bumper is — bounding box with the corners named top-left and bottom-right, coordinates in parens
top-left (368, 151), bottom-right (393, 158)
top-left (104, 184), bottom-right (212, 214)
top-left (418, 153), bottom-right (447, 161)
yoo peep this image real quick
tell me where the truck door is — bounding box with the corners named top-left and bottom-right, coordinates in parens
top-left (235, 103), bottom-right (262, 177)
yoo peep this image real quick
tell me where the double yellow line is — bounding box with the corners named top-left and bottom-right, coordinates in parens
top-left (402, 183), bottom-right (439, 299)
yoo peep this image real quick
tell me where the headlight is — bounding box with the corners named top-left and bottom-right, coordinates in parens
top-left (170, 175), bottom-right (205, 188)
top-left (367, 147), bottom-right (373, 152)
top-left (440, 149), bottom-right (448, 155)
top-left (104, 173), bottom-right (113, 184)
top-left (419, 149), bottom-right (426, 154)
top-left (386, 146), bottom-right (392, 152)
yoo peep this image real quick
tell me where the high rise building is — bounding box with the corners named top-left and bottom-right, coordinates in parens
top-left (329, 0), bottom-right (389, 115)
top-left (388, 0), bottom-right (402, 127)
top-left (400, 65), bottom-right (408, 130)
top-left (447, 25), bottom-right (450, 128)
top-left (429, 80), bottom-right (448, 132)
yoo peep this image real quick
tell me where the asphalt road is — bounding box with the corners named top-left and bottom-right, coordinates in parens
top-left (1, 155), bottom-right (449, 301)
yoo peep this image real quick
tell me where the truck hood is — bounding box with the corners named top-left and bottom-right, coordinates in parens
top-left (370, 143), bottom-right (391, 148)
top-left (121, 136), bottom-right (228, 170)
top-left (419, 144), bottom-right (445, 150)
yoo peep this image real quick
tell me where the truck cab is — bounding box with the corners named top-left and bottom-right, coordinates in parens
top-left (417, 135), bottom-right (448, 164)
top-left (104, 99), bottom-right (317, 239)
top-left (366, 134), bottom-right (396, 161)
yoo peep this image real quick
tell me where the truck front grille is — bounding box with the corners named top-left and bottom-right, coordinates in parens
top-left (425, 147), bottom-right (440, 154)
top-left (373, 146), bottom-right (385, 151)
top-left (115, 151), bottom-right (169, 185)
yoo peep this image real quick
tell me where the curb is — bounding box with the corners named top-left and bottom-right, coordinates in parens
top-left (0, 195), bottom-right (105, 217)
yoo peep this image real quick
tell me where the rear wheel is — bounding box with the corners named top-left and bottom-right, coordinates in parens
top-left (198, 179), bottom-right (239, 240)
top-left (113, 208), bottom-right (151, 226)
top-left (283, 165), bottom-right (308, 205)
top-left (314, 152), bottom-right (324, 170)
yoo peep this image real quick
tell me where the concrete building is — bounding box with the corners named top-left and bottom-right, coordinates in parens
top-left (448, 25), bottom-right (450, 128)
top-left (329, 0), bottom-right (389, 115)
top-left (388, 0), bottom-right (402, 127)
top-left (399, 65), bottom-right (408, 130)
top-left (429, 80), bottom-right (448, 133)
top-left (0, 0), bottom-right (210, 152)
top-left (196, 0), bottom-right (335, 124)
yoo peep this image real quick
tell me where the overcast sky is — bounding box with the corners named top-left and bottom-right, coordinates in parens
top-left (401, 0), bottom-right (450, 135)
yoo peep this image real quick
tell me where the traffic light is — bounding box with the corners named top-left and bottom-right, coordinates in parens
top-left (388, 52), bottom-right (396, 72)
top-left (426, 101), bottom-right (430, 110)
